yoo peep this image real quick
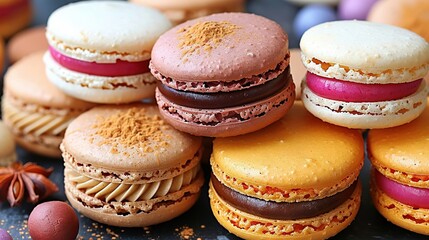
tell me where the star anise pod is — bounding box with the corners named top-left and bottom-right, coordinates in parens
top-left (0, 162), bottom-right (58, 207)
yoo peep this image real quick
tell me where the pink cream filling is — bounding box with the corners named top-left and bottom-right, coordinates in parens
top-left (306, 72), bottom-right (422, 102)
top-left (49, 46), bottom-right (150, 77)
top-left (375, 170), bottom-right (429, 209)
top-left (0, 0), bottom-right (29, 20)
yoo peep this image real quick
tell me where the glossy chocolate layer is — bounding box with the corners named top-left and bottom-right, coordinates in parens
top-left (211, 174), bottom-right (357, 220)
top-left (157, 68), bottom-right (291, 109)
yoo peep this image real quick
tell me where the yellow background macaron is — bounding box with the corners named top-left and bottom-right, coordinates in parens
top-left (210, 102), bottom-right (364, 239)
top-left (368, 100), bottom-right (429, 235)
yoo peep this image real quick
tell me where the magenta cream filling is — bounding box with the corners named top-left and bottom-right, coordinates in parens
top-left (49, 46), bottom-right (150, 77)
top-left (306, 72), bottom-right (423, 102)
top-left (374, 170), bottom-right (429, 209)
top-left (0, 0), bottom-right (29, 20)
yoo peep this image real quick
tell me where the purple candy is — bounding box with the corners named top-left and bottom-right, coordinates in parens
top-left (0, 228), bottom-right (12, 240)
top-left (294, 4), bottom-right (337, 40)
top-left (338, 0), bottom-right (378, 20)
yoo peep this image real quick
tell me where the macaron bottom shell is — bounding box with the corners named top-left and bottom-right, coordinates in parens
top-left (301, 80), bottom-right (428, 129)
top-left (370, 171), bottom-right (429, 235)
top-left (155, 81), bottom-right (295, 137)
top-left (65, 171), bottom-right (205, 227)
top-left (209, 181), bottom-right (361, 240)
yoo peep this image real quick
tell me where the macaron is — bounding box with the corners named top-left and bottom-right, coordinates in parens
top-left (130, 0), bottom-right (245, 25)
top-left (44, 1), bottom-right (172, 104)
top-left (368, 0), bottom-right (429, 42)
top-left (290, 49), bottom-right (307, 99)
top-left (62, 104), bottom-right (204, 227)
top-left (293, 4), bottom-right (337, 40)
top-left (209, 102), bottom-right (364, 239)
top-left (0, 0), bottom-right (31, 38)
top-left (2, 52), bottom-right (96, 157)
top-left (300, 21), bottom-right (429, 129)
top-left (368, 100), bottom-right (429, 235)
top-left (338, 0), bottom-right (378, 20)
top-left (7, 26), bottom-right (48, 64)
top-left (0, 121), bottom-right (16, 167)
top-left (151, 13), bottom-right (295, 137)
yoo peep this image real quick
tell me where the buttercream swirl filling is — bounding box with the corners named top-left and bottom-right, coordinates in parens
top-left (66, 164), bottom-right (200, 202)
top-left (211, 174), bottom-right (358, 220)
top-left (49, 46), bottom-right (150, 77)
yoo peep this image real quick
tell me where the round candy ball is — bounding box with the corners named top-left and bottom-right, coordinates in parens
top-left (338, 0), bottom-right (378, 20)
top-left (294, 4), bottom-right (337, 40)
top-left (0, 228), bottom-right (12, 240)
top-left (28, 201), bottom-right (79, 240)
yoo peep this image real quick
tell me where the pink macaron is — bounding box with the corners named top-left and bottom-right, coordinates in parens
top-left (150, 13), bottom-right (295, 137)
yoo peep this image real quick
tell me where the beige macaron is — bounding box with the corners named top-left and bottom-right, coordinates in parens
top-left (63, 104), bottom-right (204, 227)
top-left (7, 26), bottom-right (48, 64)
top-left (130, 0), bottom-right (245, 25)
top-left (2, 52), bottom-right (96, 157)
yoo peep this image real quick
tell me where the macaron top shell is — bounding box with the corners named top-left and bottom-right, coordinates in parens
top-left (212, 102), bottom-right (363, 195)
top-left (47, 1), bottom-right (172, 61)
top-left (300, 21), bottom-right (429, 83)
top-left (4, 51), bottom-right (96, 110)
top-left (133, 0), bottom-right (243, 10)
top-left (63, 104), bottom-right (202, 173)
top-left (368, 101), bottom-right (429, 176)
top-left (151, 12), bottom-right (288, 82)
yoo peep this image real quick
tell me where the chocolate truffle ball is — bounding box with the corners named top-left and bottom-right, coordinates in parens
top-left (0, 228), bottom-right (12, 240)
top-left (28, 201), bottom-right (79, 240)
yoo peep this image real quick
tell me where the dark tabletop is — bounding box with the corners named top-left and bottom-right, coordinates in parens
top-left (1, 0), bottom-right (428, 239)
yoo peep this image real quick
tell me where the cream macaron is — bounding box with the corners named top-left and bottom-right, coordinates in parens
top-left (2, 52), bottom-right (96, 157)
top-left (301, 21), bottom-right (429, 129)
top-left (44, 1), bottom-right (172, 104)
top-left (130, 0), bottom-right (245, 25)
top-left (63, 104), bottom-right (204, 227)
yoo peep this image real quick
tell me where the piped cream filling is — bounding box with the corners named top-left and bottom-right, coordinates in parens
top-left (66, 164), bottom-right (200, 203)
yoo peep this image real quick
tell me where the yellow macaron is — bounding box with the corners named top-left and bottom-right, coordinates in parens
top-left (209, 101), bottom-right (364, 239)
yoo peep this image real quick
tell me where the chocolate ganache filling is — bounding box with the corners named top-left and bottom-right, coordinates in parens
top-left (157, 67), bottom-right (291, 109)
top-left (211, 174), bottom-right (357, 220)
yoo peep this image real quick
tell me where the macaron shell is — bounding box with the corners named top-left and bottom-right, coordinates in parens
top-left (367, 0), bottom-right (429, 42)
top-left (290, 49), bottom-right (306, 99)
top-left (156, 82), bottom-right (295, 137)
top-left (370, 173), bottom-right (429, 235)
top-left (300, 21), bottom-right (429, 83)
top-left (211, 102), bottom-right (363, 199)
top-left (63, 104), bottom-right (202, 173)
top-left (302, 80), bottom-right (428, 129)
top-left (209, 181), bottom-right (361, 239)
top-left (151, 12), bottom-right (288, 82)
top-left (4, 51), bottom-right (96, 110)
top-left (368, 99), bottom-right (429, 184)
top-left (47, 1), bottom-right (172, 55)
top-left (7, 26), bottom-right (48, 63)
